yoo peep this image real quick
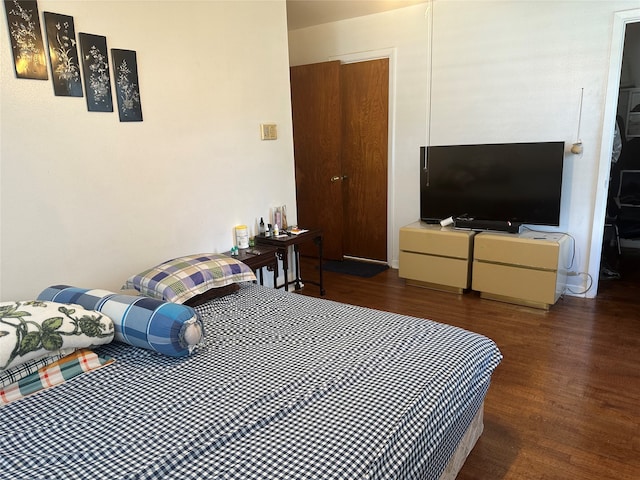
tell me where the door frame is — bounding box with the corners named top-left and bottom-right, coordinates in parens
top-left (591, 9), bottom-right (640, 296)
top-left (329, 48), bottom-right (397, 265)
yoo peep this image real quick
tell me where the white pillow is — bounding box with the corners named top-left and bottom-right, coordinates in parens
top-left (0, 301), bottom-right (114, 371)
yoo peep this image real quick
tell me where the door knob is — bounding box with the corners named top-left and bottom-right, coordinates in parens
top-left (330, 175), bottom-right (348, 182)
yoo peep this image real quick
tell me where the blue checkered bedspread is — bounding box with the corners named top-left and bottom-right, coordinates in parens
top-left (0, 284), bottom-right (502, 480)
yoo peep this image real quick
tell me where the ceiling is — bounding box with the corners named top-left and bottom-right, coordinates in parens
top-left (286, 0), bottom-right (426, 30)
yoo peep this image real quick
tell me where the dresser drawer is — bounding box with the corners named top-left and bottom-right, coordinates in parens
top-left (399, 225), bottom-right (473, 259)
top-left (399, 251), bottom-right (471, 289)
top-left (473, 232), bottom-right (560, 270)
top-left (472, 260), bottom-right (560, 306)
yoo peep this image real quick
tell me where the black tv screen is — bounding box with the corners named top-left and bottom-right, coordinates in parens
top-left (420, 141), bottom-right (564, 230)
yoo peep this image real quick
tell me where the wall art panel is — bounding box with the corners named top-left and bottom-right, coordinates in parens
top-left (43, 12), bottom-right (82, 97)
top-left (79, 32), bottom-right (113, 112)
top-left (3, 0), bottom-right (48, 79)
top-left (111, 49), bottom-right (143, 122)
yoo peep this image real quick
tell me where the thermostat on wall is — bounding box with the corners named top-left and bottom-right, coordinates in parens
top-left (260, 123), bottom-right (278, 140)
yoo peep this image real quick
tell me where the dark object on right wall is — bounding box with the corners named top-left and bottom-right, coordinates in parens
top-left (616, 169), bottom-right (640, 239)
top-left (611, 114), bottom-right (640, 242)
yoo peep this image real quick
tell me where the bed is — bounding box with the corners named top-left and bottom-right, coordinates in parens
top-left (0, 282), bottom-right (501, 480)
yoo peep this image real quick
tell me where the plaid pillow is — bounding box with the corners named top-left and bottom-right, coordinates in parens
top-left (0, 349), bottom-right (114, 406)
top-left (38, 286), bottom-right (204, 357)
top-left (0, 348), bottom-right (76, 388)
top-left (123, 253), bottom-right (256, 304)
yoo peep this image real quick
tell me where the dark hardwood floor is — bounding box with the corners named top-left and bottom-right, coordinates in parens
top-left (296, 250), bottom-right (639, 480)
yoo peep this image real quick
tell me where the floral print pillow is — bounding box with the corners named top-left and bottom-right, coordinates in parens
top-left (0, 301), bottom-right (114, 371)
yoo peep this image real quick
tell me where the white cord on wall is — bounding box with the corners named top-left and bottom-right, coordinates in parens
top-left (571, 87), bottom-right (584, 154)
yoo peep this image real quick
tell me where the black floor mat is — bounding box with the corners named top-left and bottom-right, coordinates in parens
top-left (322, 260), bottom-right (389, 278)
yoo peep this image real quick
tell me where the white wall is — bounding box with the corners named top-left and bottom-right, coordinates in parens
top-left (288, 0), bottom-right (640, 298)
top-left (0, 0), bottom-right (296, 300)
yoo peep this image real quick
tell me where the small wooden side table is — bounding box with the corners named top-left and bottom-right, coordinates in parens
top-left (223, 245), bottom-right (278, 286)
top-left (255, 228), bottom-right (325, 295)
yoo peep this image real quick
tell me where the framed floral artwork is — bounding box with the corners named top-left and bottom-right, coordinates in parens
top-left (111, 49), bottom-right (143, 122)
top-left (43, 12), bottom-right (82, 97)
top-left (79, 32), bottom-right (113, 112)
top-left (3, 0), bottom-right (48, 79)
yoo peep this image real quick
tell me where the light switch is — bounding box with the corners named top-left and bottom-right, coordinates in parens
top-left (260, 123), bottom-right (278, 140)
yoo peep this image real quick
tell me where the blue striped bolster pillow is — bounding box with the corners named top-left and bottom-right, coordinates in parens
top-left (37, 286), bottom-right (204, 357)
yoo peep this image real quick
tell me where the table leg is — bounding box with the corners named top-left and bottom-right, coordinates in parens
top-left (294, 244), bottom-right (302, 290)
top-left (277, 248), bottom-right (289, 291)
top-left (272, 260), bottom-right (278, 287)
top-left (315, 235), bottom-right (325, 296)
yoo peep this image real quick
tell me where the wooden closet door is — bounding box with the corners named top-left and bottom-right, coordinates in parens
top-left (341, 58), bottom-right (389, 261)
top-left (290, 61), bottom-right (344, 260)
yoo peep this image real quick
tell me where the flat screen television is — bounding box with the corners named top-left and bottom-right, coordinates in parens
top-left (420, 141), bottom-right (565, 233)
